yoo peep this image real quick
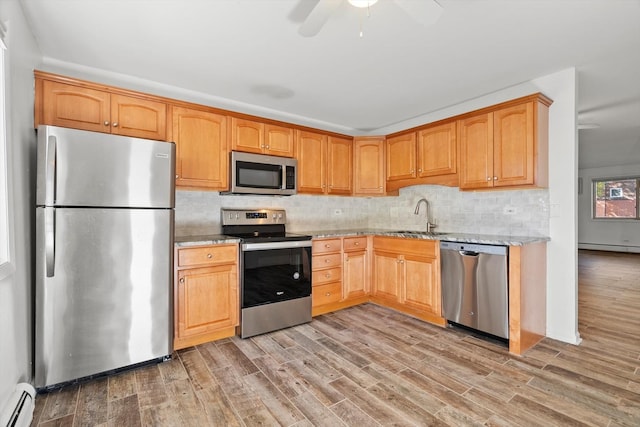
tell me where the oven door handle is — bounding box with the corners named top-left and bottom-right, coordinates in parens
top-left (242, 240), bottom-right (312, 251)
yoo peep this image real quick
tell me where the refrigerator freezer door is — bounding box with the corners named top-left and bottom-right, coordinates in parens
top-left (36, 125), bottom-right (175, 208)
top-left (35, 207), bottom-right (173, 388)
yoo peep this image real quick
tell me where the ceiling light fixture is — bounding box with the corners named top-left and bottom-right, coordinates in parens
top-left (348, 0), bottom-right (378, 8)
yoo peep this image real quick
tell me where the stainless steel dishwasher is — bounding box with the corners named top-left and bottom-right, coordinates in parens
top-left (440, 241), bottom-right (509, 339)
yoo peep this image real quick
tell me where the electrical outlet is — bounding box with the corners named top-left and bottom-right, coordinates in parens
top-left (333, 209), bottom-right (343, 215)
top-left (503, 206), bottom-right (518, 215)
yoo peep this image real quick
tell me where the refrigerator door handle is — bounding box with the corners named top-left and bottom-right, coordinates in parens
top-left (45, 135), bottom-right (57, 205)
top-left (45, 207), bottom-right (55, 277)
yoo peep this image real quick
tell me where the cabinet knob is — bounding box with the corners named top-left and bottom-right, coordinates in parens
top-left (104, 121), bottom-right (110, 126)
top-left (487, 177), bottom-right (492, 181)
top-left (410, 169), bottom-right (415, 173)
top-left (175, 174), bottom-right (179, 179)
top-left (112, 122), bottom-right (118, 127)
top-left (325, 273), bottom-right (331, 278)
top-left (493, 176), bottom-right (498, 180)
top-left (354, 241), bottom-right (359, 246)
top-left (324, 244), bottom-right (331, 248)
top-left (325, 292), bottom-right (331, 297)
top-left (207, 253), bottom-right (213, 259)
top-left (265, 145), bottom-right (270, 149)
top-left (379, 186), bottom-right (383, 189)
top-left (261, 145), bottom-right (265, 148)
top-left (325, 259), bottom-right (330, 263)
top-left (179, 278), bottom-right (184, 284)
top-left (418, 168), bottom-right (422, 172)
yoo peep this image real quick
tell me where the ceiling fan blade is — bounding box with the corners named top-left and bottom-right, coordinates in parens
top-left (298, 0), bottom-right (343, 37)
top-left (393, 0), bottom-right (443, 27)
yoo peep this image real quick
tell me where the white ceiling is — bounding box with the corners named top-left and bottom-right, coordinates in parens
top-left (18, 0), bottom-right (640, 169)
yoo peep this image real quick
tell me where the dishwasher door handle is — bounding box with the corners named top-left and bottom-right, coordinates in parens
top-left (459, 250), bottom-right (479, 257)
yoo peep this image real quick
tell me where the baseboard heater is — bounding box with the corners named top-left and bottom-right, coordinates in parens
top-left (0, 383), bottom-right (35, 427)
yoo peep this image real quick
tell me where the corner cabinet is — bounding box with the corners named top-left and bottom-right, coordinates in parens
top-left (371, 237), bottom-right (445, 325)
top-left (353, 137), bottom-right (385, 196)
top-left (174, 244), bottom-right (239, 350)
top-left (35, 75), bottom-right (168, 141)
top-left (297, 131), bottom-right (353, 195)
top-left (172, 106), bottom-right (228, 190)
top-left (230, 117), bottom-right (294, 157)
top-left (459, 94), bottom-right (551, 190)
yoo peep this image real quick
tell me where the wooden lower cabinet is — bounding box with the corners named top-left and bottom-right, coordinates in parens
top-left (174, 244), bottom-right (239, 350)
top-left (312, 236), bottom-right (370, 316)
top-left (371, 237), bottom-right (445, 326)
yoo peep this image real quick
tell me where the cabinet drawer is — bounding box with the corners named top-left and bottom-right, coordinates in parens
top-left (312, 238), bottom-right (342, 254)
top-left (313, 282), bottom-right (342, 306)
top-left (313, 253), bottom-right (342, 270)
top-left (344, 236), bottom-right (367, 252)
top-left (312, 267), bottom-right (342, 285)
top-left (177, 245), bottom-right (237, 267)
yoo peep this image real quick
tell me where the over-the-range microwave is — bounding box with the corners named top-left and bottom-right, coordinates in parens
top-left (223, 151), bottom-right (297, 196)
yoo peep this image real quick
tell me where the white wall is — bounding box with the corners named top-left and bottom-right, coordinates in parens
top-left (579, 164), bottom-right (640, 252)
top-left (0, 0), bottom-right (41, 411)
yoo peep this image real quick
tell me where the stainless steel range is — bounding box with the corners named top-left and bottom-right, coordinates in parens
top-left (221, 209), bottom-right (312, 338)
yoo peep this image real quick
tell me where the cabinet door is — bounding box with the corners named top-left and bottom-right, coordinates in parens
top-left (173, 107), bottom-right (228, 189)
top-left (386, 133), bottom-right (416, 182)
top-left (354, 137), bottom-right (385, 195)
top-left (417, 121), bottom-right (457, 177)
top-left (402, 255), bottom-right (440, 316)
top-left (230, 118), bottom-right (264, 154)
top-left (42, 80), bottom-right (111, 133)
top-left (459, 113), bottom-right (493, 189)
top-left (327, 136), bottom-right (353, 195)
top-left (296, 130), bottom-right (327, 194)
top-left (176, 264), bottom-right (238, 339)
top-left (372, 250), bottom-right (401, 302)
top-left (493, 102), bottom-right (534, 187)
top-left (264, 124), bottom-right (294, 157)
top-left (344, 250), bottom-right (368, 300)
top-left (110, 94), bottom-right (167, 141)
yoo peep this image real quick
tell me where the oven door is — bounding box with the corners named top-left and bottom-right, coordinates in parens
top-left (241, 240), bottom-right (312, 309)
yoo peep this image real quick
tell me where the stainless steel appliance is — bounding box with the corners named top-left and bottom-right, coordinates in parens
top-left (224, 151), bottom-right (297, 195)
top-left (34, 125), bottom-right (175, 389)
top-left (440, 241), bottom-right (509, 339)
top-left (221, 209), bottom-right (312, 338)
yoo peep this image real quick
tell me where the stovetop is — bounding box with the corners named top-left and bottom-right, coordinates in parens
top-left (221, 208), bottom-right (311, 243)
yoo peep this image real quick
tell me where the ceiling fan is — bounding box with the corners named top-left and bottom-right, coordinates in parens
top-left (298, 0), bottom-right (443, 37)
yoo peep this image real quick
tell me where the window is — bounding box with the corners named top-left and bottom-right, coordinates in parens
top-left (593, 177), bottom-right (639, 219)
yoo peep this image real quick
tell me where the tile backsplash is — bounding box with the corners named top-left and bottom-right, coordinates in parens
top-left (175, 185), bottom-right (549, 237)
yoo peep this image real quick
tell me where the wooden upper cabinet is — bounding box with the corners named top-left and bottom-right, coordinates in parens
top-left (110, 94), bottom-right (167, 141)
top-left (296, 130), bottom-right (327, 194)
top-left (417, 121), bottom-right (457, 178)
top-left (493, 102), bottom-right (535, 187)
top-left (353, 137), bottom-right (385, 196)
top-left (327, 136), bottom-right (353, 195)
top-left (172, 106), bottom-right (228, 190)
top-left (37, 78), bottom-right (167, 141)
top-left (459, 113), bottom-right (494, 189)
top-left (41, 80), bottom-right (110, 133)
top-left (386, 133), bottom-right (416, 182)
top-left (297, 131), bottom-right (352, 195)
top-left (265, 123), bottom-right (295, 157)
top-left (459, 94), bottom-right (550, 190)
top-left (230, 118), bottom-right (294, 157)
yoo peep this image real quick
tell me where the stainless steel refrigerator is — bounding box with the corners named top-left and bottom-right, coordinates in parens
top-left (34, 125), bottom-right (175, 389)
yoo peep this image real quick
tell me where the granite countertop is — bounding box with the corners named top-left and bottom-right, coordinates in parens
top-left (175, 229), bottom-right (549, 247)
top-left (174, 234), bottom-right (242, 247)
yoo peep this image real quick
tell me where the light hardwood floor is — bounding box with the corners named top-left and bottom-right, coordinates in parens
top-left (31, 250), bottom-right (640, 426)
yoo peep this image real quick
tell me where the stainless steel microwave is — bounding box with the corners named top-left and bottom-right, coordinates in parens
top-left (225, 151), bottom-right (297, 195)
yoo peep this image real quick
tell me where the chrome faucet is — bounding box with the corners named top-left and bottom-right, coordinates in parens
top-left (414, 198), bottom-right (437, 233)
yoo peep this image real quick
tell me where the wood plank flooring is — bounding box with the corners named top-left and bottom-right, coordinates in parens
top-left (31, 250), bottom-right (640, 426)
